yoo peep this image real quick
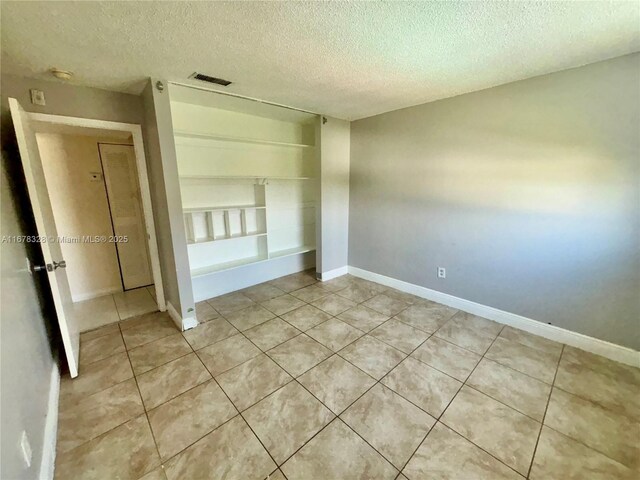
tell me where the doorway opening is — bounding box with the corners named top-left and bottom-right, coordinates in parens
top-left (10, 97), bottom-right (165, 377)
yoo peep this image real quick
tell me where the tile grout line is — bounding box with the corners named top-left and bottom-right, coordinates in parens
top-left (525, 343), bottom-right (565, 478)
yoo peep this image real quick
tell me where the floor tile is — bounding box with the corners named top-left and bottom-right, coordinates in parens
top-left (120, 313), bottom-right (177, 350)
top-left (342, 384), bottom-right (435, 468)
top-left (138, 466), bottom-right (167, 480)
top-left (544, 388), bottom-right (639, 469)
top-left (440, 386), bottom-right (540, 475)
top-left (555, 352), bottom-right (640, 421)
top-left (119, 310), bottom-right (162, 331)
top-left (281, 419), bottom-right (397, 480)
top-left (335, 284), bottom-right (379, 303)
top-left (363, 293), bottom-right (409, 316)
top-left (80, 331), bottom-right (125, 366)
top-left (245, 317), bottom-right (301, 350)
top-left (339, 335), bottom-right (406, 379)
top-left (261, 294), bottom-right (306, 316)
top-left (486, 337), bottom-right (559, 384)
top-left (381, 357), bottom-right (461, 417)
top-left (311, 293), bottom-right (357, 316)
top-left (394, 302), bottom-right (458, 333)
top-left (147, 380), bottom-right (237, 460)
top-left (560, 346), bottom-right (640, 385)
top-left (434, 311), bottom-right (501, 354)
top-left (370, 318), bottom-right (429, 354)
top-left (290, 284), bottom-right (331, 303)
top-left (79, 321), bottom-right (120, 342)
top-left (216, 354), bottom-right (292, 411)
top-left (244, 382), bottom-right (334, 464)
top-left (206, 291), bottom-right (255, 315)
top-left (164, 416), bottom-right (276, 480)
top-left (298, 355), bottom-right (376, 414)
top-left (411, 336), bottom-right (481, 381)
top-left (269, 271), bottom-right (317, 292)
top-left (182, 317), bottom-right (238, 350)
top-left (145, 286), bottom-right (157, 303)
top-left (266, 470), bottom-right (286, 480)
top-left (128, 333), bottom-right (191, 375)
top-left (267, 334), bottom-right (332, 377)
top-left (57, 378), bottom-right (144, 454)
top-left (281, 304), bottom-right (332, 331)
top-left (306, 318), bottom-right (363, 352)
top-left (55, 415), bottom-right (160, 480)
top-left (467, 358), bottom-right (551, 421)
top-left (136, 353), bottom-right (211, 410)
top-left (113, 288), bottom-right (157, 320)
top-left (337, 305), bottom-right (389, 332)
top-left (197, 333), bottom-right (261, 376)
top-left (60, 352), bottom-right (132, 405)
top-left (242, 282), bottom-right (286, 302)
top-left (382, 288), bottom-right (424, 305)
top-left (403, 422), bottom-right (522, 480)
top-left (74, 295), bottom-right (121, 333)
top-left (195, 301), bottom-right (219, 323)
top-left (350, 277), bottom-right (388, 295)
top-left (499, 326), bottom-right (563, 356)
top-left (224, 304), bottom-right (276, 331)
top-left (529, 426), bottom-right (633, 480)
top-left (316, 275), bottom-right (354, 292)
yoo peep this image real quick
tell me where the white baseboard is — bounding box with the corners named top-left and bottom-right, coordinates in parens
top-left (319, 266), bottom-right (349, 281)
top-left (348, 266), bottom-right (640, 368)
top-left (39, 363), bottom-right (60, 480)
top-left (166, 301), bottom-right (197, 331)
top-left (71, 286), bottom-right (122, 303)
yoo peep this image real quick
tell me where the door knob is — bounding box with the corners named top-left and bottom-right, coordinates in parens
top-left (32, 260), bottom-right (66, 273)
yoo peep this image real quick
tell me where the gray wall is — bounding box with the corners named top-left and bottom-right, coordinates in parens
top-left (349, 53), bottom-right (640, 350)
top-left (318, 116), bottom-right (350, 276)
top-left (0, 74), bottom-right (145, 478)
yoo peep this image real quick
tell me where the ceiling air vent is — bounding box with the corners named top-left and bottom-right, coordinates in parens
top-left (189, 72), bottom-right (232, 86)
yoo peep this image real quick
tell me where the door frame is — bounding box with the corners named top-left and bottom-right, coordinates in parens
top-left (25, 110), bottom-right (166, 312)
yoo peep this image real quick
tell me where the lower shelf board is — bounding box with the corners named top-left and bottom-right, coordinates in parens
top-left (190, 245), bottom-right (316, 277)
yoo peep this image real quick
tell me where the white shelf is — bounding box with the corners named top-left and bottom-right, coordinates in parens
top-left (179, 175), bottom-right (313, 181)
top-left (187, 232), bottom-right (267, 246)
top-left (184, 205), bottom-right (266, 213)
top-left (191, 254), bottom-right (268, 276)
top-left (174, 130), bottom-right (314, 149)
top-left (269, 245), bottom-right (316, 259)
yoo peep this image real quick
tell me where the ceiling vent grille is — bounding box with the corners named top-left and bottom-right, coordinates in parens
top-left (189, 72), bottom-right (232, 86)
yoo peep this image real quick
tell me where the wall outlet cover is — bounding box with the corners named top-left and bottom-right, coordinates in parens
top-left (437, 267), bottom-right (446, 279)
top-left (30, 89), bottom-right (46, 106)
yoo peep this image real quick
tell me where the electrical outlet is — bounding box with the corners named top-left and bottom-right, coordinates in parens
top-left (437, 267), bottom-right (446, 279)
top-left (20, 431), bottom-right (32, 468)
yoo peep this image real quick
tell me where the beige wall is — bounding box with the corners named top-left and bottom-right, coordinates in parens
top-left (349, 53), bottom-right (640, 350)
top-left (36, 133), bottom-right (127, 301)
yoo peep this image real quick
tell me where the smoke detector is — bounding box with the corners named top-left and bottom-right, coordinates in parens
top-left (50, 68), bottom-right (73, 80)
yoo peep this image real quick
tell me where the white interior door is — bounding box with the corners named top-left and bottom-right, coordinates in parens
top-left (99, 143), bottom-right (153, 290)
top-left (9, 98), bottom-right (80, 377)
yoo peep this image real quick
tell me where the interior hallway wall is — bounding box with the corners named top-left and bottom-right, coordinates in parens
top-left (349, 53), bottom-right (640, 350)
top-left (36, 133), bottom-right (125, 301)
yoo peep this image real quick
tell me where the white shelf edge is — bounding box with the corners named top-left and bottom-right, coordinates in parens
top-left (174, 130), bottom-right (315, 149)
top-left (184, 205), bottom-right (266, 213)
top-left (187, 232), bottom-right (267, 246)
top-left (179, 175), bottom-right (314, 181)
top-left (190, 245), bottom-right (316, 277)
top-left (269, 245), bottom-right (316, 259)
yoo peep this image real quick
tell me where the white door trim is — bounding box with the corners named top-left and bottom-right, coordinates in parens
top-left (348, 266), bottom-right (640, 368)
top-left (26, 111), bottom-right (166, 312)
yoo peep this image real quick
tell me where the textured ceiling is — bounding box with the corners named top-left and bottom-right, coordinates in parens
top-left (1, 1), bottom-right (638, 120)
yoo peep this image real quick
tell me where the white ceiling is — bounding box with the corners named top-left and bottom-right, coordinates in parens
top-left (2, 1), bottom-right (638, 120)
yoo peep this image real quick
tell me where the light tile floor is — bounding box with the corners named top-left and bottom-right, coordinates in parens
top-left (56, 271), bottom-right (639, 479)
top-left (72, 286), bottom-right (157, 331)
